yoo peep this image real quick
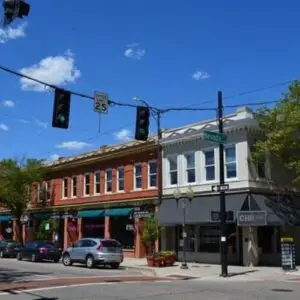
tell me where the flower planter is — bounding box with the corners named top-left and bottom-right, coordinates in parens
top-left (154, 257), bottom-right (164, 267)
top-left (146, 256), bottom-right (155, 267)
top-left (164, 255), bottom-right (175, 266)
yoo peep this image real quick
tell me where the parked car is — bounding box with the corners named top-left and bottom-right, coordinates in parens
top-left (17, 241), bottom-right (61, 262)
top-left (62, 238), bottom-right (124, 269)
top-left (0, 240), bottom-right (22, 258)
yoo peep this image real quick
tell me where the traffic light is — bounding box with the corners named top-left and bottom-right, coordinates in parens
top-left (3, 0), bottom-right (30, 26)
top-left (135, 106), bottom-right (150, 141)
top-left (52, 89), bottom-right (71, 129)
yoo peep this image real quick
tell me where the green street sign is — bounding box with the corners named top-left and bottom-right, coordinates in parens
top-left (203, 130), bottom-right (227, 144)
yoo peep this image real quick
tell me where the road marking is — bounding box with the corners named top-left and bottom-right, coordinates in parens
top-left (0, 280), bottom-right (172, 295)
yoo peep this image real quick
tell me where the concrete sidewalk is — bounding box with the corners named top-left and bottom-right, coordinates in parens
top-left (122, 258), bottom-right (300, 281)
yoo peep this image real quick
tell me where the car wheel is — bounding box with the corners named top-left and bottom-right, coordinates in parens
top-left (86, 255), bottom-right (94, 269)
top-left (62, 254), bottom-right (72, 266)
top-left (110, 263), bottom-right (120, 269)
top-left (17, 253), bottom-right (22, 260)
top-left (31, 254), bottom-right (37, 262)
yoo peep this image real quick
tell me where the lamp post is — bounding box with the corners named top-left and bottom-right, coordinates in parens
top-left (173, 185), bottom-right (194, 269)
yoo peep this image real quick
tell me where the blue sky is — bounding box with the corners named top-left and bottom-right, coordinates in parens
top-left (0, 0), bottom-right (299, 161)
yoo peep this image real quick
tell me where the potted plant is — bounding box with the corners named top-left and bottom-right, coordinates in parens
top-left (160, 251), bottom-right (176, 266)
top-left (142, 216), bottom-right (162, 267)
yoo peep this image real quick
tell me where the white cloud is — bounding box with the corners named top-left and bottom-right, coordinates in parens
top-left (114, 129), bottom-right (132, 142)
top-left (124, 43), bottom-right (146, 60)
top-left (0, 124), bottom-right (9, 131)
top-left (192, 71), bottom-right (210, 80)
top-left (19, 118), bottom-right (30, 124)
top-left (35, 119), bottom-right (48, 129)
top-left (19, 49), bottom-right (81, 92)
top-left (49, 154), bottom-right (60, 161)
top-left (56, 141), bottom-right (92, 150)
top-left (0, 22), bottom-right (27, 44)
top-left (2, 100), bottom-right (15, 108)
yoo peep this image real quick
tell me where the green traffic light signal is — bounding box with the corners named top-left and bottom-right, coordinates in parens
top-left (57, 114), bottom-right (66, 123)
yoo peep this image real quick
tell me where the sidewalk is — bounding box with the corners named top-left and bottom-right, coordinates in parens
top-left (122, 258), bottom-right (300, 281)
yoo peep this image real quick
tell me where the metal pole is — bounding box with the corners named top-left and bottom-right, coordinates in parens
top-left (181, 200), bottom-right (188, 269)
top-left (218, 91), bottom-right (228, 277)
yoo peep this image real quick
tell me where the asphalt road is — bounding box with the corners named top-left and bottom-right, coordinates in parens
top-left (0, 257), bottom-right (141, 283)
top-left (1, 279), bottom-right (300, 300)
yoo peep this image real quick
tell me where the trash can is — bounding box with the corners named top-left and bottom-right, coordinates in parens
top-left (281, 237), bottom-right (296, 271)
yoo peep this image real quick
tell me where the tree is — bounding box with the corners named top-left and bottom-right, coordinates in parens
top-left (0, 158), bottom-right (46, 244)
top-left (36, 219), bottom-right (58, 241)
top-left (142, 216), bottom-right (162, 255)
top-left (252, 81), bottom-right (300, 183)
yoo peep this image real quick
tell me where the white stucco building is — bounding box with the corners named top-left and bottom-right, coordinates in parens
top-left (157, 107), bottom-right (300, 266)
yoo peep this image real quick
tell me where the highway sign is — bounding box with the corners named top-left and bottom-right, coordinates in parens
top-left (211, 184), bottom-right (229, 192)
top-left (94, 92), bottom-right (109, 113)
top-left (203, 130), bottom-right (227, 144)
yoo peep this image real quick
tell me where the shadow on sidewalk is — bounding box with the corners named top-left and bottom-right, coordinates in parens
top-left (227, 270), bottom-right (259, 277)
top-left (0, 267), bottom-right (51, 283)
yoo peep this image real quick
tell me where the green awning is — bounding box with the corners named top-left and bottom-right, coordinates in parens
top-left (33, 212), bottom-right (53, 220)
top-left (0, 215), bottom-right (11, 222)
top-left (78, 209), bottom-right (104, 218)
top-left (105, 208), bottom-right (133, 217)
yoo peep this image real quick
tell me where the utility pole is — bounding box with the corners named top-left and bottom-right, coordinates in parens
top-left (218, 91), bottom-right (228, 277)
top-left (156, 110), bottom-right (163, 206)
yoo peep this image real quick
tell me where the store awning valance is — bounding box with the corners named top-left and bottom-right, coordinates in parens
top-left (0, 215), bottom-right (11, 222)
top-left (105, 208), bottom-right (133, 217)
top-left (33, 212), bottom-right (53, 220)
top-left (78, 209), bottom-right (104, 218)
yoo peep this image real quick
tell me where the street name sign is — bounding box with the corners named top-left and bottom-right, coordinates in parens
top-left (211, 184), bottom-right (229, 192)
top-left (94, 92), bottom-right (109, 114)
top-left (203, 130), bottom-right (227, 144)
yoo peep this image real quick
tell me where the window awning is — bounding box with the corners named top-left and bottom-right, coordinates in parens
top-left (105, 208), bottom-right (133, 217)
top-left (0, 215), bottom-right (11, 222)
top-left (78, 209), bottom-right (105, 218)
top-left (33, 212), bottom-right (53, 220)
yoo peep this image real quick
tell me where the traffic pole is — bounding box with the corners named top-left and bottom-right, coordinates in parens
top-left (218, 91), bottom-right (228, 277)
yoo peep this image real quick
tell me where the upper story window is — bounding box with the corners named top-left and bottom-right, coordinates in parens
top-left (94, 171), bottom-right (101, 194)
top-left (62, 178), bottom-right (68, 199)
top-left (185, 153), bottom-right (196, 183)
top-left (250, 143), bottom-right (266, 178)
top-left (204, 150), bottom-right (215, 181)
top-left (167, 156), bottom-right (178, 185)
top-left (45, 180), bottom-right (51, 201)
top-left (117, 166), bottom-right (124, 191)
top-left (225, 145), bottom-right (237, 179)
top-left (134, 164), bottom-right (142, 189)
top-left (71, 176), bottom-right (77, 197)
top-left (84, 173), bottom-right (91, 196)
top-left (106, 169), bottom-right (112, 193)
top-left (37, 182), bottom-right (42, 202)
top-left (148, 161), bottom-right (157, 188)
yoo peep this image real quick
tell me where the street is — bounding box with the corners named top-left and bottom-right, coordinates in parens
top-left (1, 279), bottom-right (300, 300)
top-left (0, 258), bottom-right (141, 283)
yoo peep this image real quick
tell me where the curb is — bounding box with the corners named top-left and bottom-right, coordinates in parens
top-left (124, 265), bottom-right (157, 277)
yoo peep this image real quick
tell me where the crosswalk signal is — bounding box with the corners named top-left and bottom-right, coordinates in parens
top-left (135, 106), bottom-right (150, 141)
top-left (3, 0), bottom-right (30, 26)
top-left (52, 89), bottom-right (71, 129)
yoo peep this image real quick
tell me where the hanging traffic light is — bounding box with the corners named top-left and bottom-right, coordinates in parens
top-left (52, 89), bottom-right (71, 129)
top-left (135, 106), bottom-right (150, 141)
top-left (3, 0), bottom-right (30, 26)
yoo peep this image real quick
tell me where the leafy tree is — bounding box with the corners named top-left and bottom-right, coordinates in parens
top-left (0, 158), bottom-right (46, 244)
top-left (252, 81), bottom-right (300, 183)
top-left (142, 216), bottom-right (162, 255)
top-left (36, 219), bottom-right (58, 241)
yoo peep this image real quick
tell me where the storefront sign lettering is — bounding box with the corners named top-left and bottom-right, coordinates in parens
top-left (237, 211), bottom-right (267, 226)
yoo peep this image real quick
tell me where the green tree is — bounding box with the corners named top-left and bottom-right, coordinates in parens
top-left (142, 216), bottom-right (162, 255)
top-left (0, 158), bottom-right (46, 244)
top-left (36, 219), bottom-right (58, 241)
top-left (252, 81), bottom-right (300, 183)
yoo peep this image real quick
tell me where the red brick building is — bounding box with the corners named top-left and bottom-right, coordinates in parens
top-left (18, 138), bottom-right (158, 258)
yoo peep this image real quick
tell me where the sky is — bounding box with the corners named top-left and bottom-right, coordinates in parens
top-left (0, 0), bottom-right (299, 162)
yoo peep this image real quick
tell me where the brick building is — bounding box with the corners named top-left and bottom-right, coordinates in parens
top-left (8, 138), bottom-right (159, 258)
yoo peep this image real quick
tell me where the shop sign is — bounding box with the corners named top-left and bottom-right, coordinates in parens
top-left (133, 206), bottom-right (154, 218)
top-left (237, 211), bottom-right (267, 226)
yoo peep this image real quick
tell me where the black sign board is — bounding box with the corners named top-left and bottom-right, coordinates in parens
top-left (211, 210), bottom-right (234, 222)
top-left (280, 237), bottom-right (296, 270)
top-left (133, 205), bottom-right (154, 218)
top-left (237, 211), bottom-right (267, 226)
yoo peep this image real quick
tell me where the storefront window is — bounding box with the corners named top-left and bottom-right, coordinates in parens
top-left (82, 218), bottom-right (105, 238)
top-left (178, 225), bottom-right (196, 252)
top-left (258, 226), bottom-right (280, 253)
top-left (110, 216), bottom-right (134, 249)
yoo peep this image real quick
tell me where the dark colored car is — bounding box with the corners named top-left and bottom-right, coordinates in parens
top-left (0, 241), bottom-right (22, 258)
top-left (17, 241), bottom-right (61, 262)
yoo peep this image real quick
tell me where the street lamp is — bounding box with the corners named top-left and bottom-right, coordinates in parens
top-left (173, 185), bottom-right (194, 269)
